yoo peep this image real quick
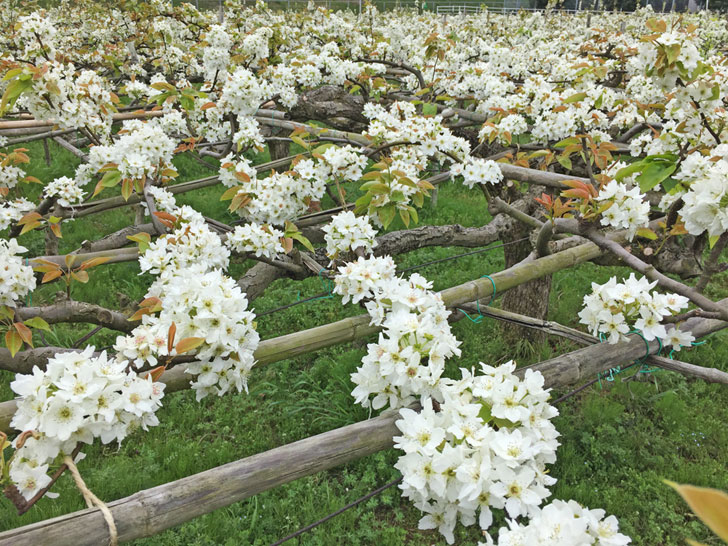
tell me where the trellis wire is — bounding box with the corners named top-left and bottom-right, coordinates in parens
top-left (269, 476), bottom-right (404, 545)
top-left (256, 237), bottom-right (529, 318)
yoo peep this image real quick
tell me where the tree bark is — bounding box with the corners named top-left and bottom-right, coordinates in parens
top-left (497, 188), bottom-right (552, 346)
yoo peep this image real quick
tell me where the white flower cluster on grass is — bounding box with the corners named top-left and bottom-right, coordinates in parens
top-left (482, 498), bottom-right (631, 546)
top-left (0, 198), bottom-right (34, 231)
top-left (138, 207), bottom-right (230, 279)
top-left (227, 223), bottom-right (285, 259)
top-left (219, 154), bottom-right (258, 189)
top-left (117, 191), bottom-right (260, 400)
top-left (43, 176), bottom-right (85, 208)
top-left (233, 116), bottom-right (266, 152)
top-left (596, 180), bottom-right (650, 241)
top-left (0, 238), bottom-right (36, 307)
top-left (228, 170), bottom-right (325, 226)
top-left (394, 362), bottom-right (560, 543)
top-left (322, 211), bottom-right (378, 262)
top-left (578, 274), bottom-right (694, 348)
top-left (334, 256), bottom-right (461, 410)
top-left (9, 347), bottom-right (165, 500)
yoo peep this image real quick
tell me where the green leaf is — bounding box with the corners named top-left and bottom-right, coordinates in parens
top-left (422, 103), bottom-right (438, 116)
top-left (563, 92), bottom-right (587, 104)
top-left (290, 136), bottom-right (309, 150)
top-left (665, 43), bottom-right (681, 65)
top-left (553, 137), bottom-right (579, 149)
top-left (0, 77), bottom-right (33, 115)
top-left (100, 169), bottom-right (122, 188)
top-left (408, 206), bottom-right (419, 224)
top-left (5, 330), bottom-right (23, 358)
top-left (127, 232), bottom-right (151, 253)
top-left (557, 155), bottom-right (572, 170)
top-left (290, 232), bottom-right (314, 252)
top-left (379, 204), bottom-right (396, 228)
top-left (615, 160), bottom-right (647, 181)
top-left (399, 208), bottom-right (410, 227)
top-left (635, 227), bottom-right (658, 240)
top-left (636, 162), bottom-right (676, 193)
top-left (23, 317), bottom-right (51, 331)
top-left (477, 403), bottom-right (492, 423)
top-left (709, 235), bottom-right (721, 249)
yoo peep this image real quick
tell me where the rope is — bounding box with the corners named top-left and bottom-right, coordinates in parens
top-left (63, 455), bottom-right (118, 546)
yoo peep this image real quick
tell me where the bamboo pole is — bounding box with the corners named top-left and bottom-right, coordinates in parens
top-left (1, 308), bottom-right (726, 545)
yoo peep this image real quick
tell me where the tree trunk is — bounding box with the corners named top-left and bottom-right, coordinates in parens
top-left (497, 188), bottom-right (552, 347)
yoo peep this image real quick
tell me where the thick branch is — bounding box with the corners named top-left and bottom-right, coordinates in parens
top-left (15, 301), bottom-right (135, 333)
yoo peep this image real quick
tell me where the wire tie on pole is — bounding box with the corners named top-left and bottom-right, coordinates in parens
top-left (456, 274), bottom-right (496, 325)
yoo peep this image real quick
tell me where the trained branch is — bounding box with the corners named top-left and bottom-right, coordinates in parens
top-left (581, 223), bottom-right (728, 322)
top-left (15, 301), bottom-right (135, 333)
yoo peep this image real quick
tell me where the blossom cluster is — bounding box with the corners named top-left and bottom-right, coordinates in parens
top-left (90, 121), bottom-right (176, 182)
top-left (227, 223), bottom-right (285, 259)
top-left (295, 145), bottom-right (368, 183)
top-left (16, 62), bottom-right (115, 139)
top-left (43, 176), bottom-right (85, 208)
top-left (394, 362), bottom-right (560, 543)
top-left (0, 163), bottom-right (25, 191)
top-left (9, 347), bottom-right (165, 500)
top-left (229, 171), bottom-right (325, 226)
top-left (0, 198), bottom-right (34, 231)
top-left (138, 208), bottom-right (230, 280)
top-left (219, 67), bottom-right (270, 117)
top-left (450, 157), bottom-right (504, 189)
top-left (483, 498), bottom-right (631, 546)
top-left (118, 191), bottom-right (260, 400)
top-left (578, 274), bottom-right (694, 348)
top-left (0, 238), bottom-right (36, 307)
top-left (680, 154), bottom-right (728, 238)
top-left (596, 180), bottom-right (650, 241)
top-left (322, 211), bottom-right (378, 262)
top-left (334, 256), bottom-right (461, 410)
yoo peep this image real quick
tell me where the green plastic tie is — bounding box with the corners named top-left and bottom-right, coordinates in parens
top-left (456, 274), bottom-right (496, 325)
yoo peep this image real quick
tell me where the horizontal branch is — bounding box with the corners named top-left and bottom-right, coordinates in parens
top-left (15, 301), bottom-right (135, 334)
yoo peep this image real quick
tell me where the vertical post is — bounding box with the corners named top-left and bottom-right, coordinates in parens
top-left (43, 137), bottom-right (51, 167)
top-left (218, 0), bottom-right (224, 22)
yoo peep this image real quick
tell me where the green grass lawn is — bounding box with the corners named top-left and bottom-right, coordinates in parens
top-left (1, 138), bottom-right (727, 545)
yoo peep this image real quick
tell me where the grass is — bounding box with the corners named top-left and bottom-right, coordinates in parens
top-left (1, 137), bottom-right (728, 545)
